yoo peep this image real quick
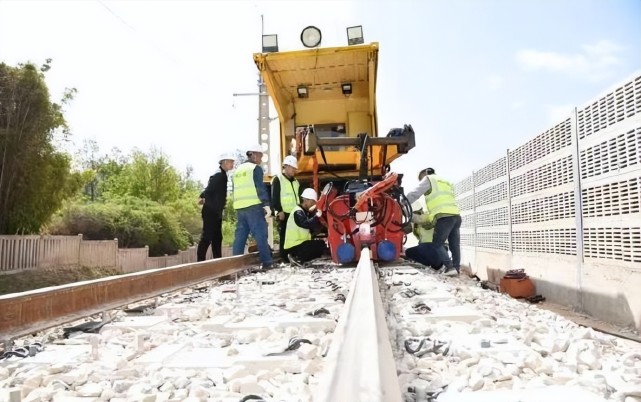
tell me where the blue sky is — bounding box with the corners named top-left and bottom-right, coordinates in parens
top-left (0, 0), bottom-right (639, 189)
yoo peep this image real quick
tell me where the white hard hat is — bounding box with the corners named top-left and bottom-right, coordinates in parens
top-left (247, 143), bottom-right (264, 153)
top-left (218, 152), bottom-right (236, 163)
top-left (283, 155), bottom-right (298, 169)
top-left (301, 188), bottom-right (318, 201)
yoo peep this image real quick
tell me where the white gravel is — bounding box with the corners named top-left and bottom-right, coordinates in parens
top-left (384, 265), bottom-right (641, 402)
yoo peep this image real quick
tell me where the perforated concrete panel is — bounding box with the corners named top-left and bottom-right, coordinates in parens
top-left (454, 175), bottom-right (473, 197)
top-left (474, 157), bottom-right (506, 187)
top-left (577, 76), bottom-right (641, 140)
top-left (461, 213), bottom-right (476, 229)
top-left (474, 181), bottom-right (507, 207)
top-left (583, 227), bottom-right (641, 262)
top-left (476, 232), bottom-right (509, 251)
top-left (582, 177), bottom-right (640, 217)
top-left (455, 73), bottom-right (640, 263)
top-left (460, 233), bottom-right (475, 248)
top-left (509, 118), bottom-right (572, 171)
top-left (510, 155), bottom-right (574, 197)
top-left (512, 229), bottom-right (577, 255)
top-left (511, 192), bottom-right (575, 224)
top-left (475, 207), bottom-right (508, 227)
top-left (457, 195), bottom-right (474, 212)
top-left (579, 127), bottom-right (640, 179)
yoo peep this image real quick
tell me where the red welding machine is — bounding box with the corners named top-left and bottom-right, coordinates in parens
top-left (316, 173), bottom-right (412, 264)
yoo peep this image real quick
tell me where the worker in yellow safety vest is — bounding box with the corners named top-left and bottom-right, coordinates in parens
top-left (283, 188), bottom-right (327, 265)
top-left (405, 167), bottom-right (461, 276)
top-left (231, 144), bottom-right (273, 270)
top-left (405, 201), bottom-right (448, 269)
top-left (271, 155), bottom-right (300, 262)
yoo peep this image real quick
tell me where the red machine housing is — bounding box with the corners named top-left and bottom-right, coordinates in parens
top-left (316, 173), bottom-right (409, 264)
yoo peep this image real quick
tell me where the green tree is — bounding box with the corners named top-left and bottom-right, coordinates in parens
top-left (0, 61), bottom-right (80, 233)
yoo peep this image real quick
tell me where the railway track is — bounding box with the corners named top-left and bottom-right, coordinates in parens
top-left (1, 251), bottom-right (640, 402)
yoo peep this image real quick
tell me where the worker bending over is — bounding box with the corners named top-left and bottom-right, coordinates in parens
top-left (283, 188), bottom-right (327, 264)
top-left (232, 144), bottom-right (273, 270)
top-left (271, 155), bottom-right (300, 263)
top-left (405, 167), bottom-right (461, 276)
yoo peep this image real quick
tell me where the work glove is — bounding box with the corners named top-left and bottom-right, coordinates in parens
top-left (263, 206), bottom-right (272, 217)
top-left (277, 211), bottom-right (285, 221)
top-left (411, 213), bottom-right (424, 224)
top-left (315, 210), bottom-right (322, 218)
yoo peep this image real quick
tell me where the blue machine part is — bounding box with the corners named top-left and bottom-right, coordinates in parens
top-left (336, 243), bottom-right (355, 264)
top-left (377, 240), bottom-right (396, 261)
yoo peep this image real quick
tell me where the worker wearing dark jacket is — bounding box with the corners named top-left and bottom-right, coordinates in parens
top-left (284, 188), bottom-right (327, 264)
top-left (197, 152), bottom-right (235, 261)
top-left (271, 155), bottom-right (300, 262)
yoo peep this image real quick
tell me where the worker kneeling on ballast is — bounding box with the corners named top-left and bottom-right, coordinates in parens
top-left (283, 188), bottom-right (327, 265)
top-left (405, 201), bottom-right (448, 269)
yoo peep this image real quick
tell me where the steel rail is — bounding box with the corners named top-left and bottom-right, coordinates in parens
top-left (316, 247), bottom-right (402, 402)
top-left (0, 254), bottom-right (260, 342)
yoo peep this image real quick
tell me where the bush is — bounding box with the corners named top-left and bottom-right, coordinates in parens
top-left (49, 197), bottom-right (190, 256)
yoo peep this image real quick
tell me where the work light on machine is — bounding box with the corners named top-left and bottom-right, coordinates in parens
top-left (262, 34), bottom-right (279, 53)
top-left (300, 26), bottom-right (322, 48)
top-left (297, 85), bottom-right (309, 98)
top-left (346, 25), bottom-right (364, 45)
top-left (341, 83), bottom-right (352, 96)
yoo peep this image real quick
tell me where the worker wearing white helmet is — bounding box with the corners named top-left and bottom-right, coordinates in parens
top-left (197, 152), bottom-right (236, 261)
top-left (283, 187), bottom-right (327, 265)
top-left (271, 154), bottom-right (300, 262)
top-left (231, 143), bottom-right (273, 270)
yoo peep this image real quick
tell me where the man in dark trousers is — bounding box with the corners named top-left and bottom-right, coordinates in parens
top-left (405, 201), bottom-right (447, 269)
top-left (405, 167), bottom-right (461, 276)
top-left (197, 152), bottom-right (236, 261)
top-left (271, 155), bottom-right (300, 262)
top-left (283, 188), bottom-right (327, 264)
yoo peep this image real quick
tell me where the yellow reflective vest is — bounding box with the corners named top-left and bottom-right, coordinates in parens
top-left (414, 225), bottom-right (434, 243)
top-left (424, 175), bottom-right (460, 223)
top-left (232, 162), bottom-right (261, 209)
top-left (274, 173), bottom-right (300, 214)
top-left (284, 206), bottom-right (311, 249)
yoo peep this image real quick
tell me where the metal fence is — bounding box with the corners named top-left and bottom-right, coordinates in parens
top-left (0, 234), bottom-right (232, 275)
top-left (454, 72), bottom-right (641, 329)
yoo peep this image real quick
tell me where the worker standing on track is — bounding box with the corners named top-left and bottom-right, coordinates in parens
top-left (231, 144), bottom-right (273, 270)
top-left (405, 167), bottom-right (461, 276)
top-left (271, 155), bottom-right (300, 263)
top-left (283, 188), bottom-right (327, 264)
top-left (197, 152), bottom-right (235, 261)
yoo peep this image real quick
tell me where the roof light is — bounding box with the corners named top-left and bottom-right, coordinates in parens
top-left (341, 83), bottom-right (352, 96)
top-left (301, 26), bottom-right (322, 48)
top-left (297, 86), bottom-right (309, 98)
top-left (346, 25), bottom-right (364, 45)
top-left (262, 34), bottom-right (279, 53)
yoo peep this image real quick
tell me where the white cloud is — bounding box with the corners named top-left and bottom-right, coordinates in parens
top-left (515, 40), bottom-right (624, 81)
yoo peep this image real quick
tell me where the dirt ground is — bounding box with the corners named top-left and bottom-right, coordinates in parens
top-left (0, 266), bottom-right (121, 296)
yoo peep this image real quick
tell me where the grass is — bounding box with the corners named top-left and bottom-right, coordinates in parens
top-left (0, 266), bottom-right (121, 296)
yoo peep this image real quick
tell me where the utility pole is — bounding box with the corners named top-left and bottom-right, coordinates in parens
top-left (231, 15), bottom-right (278, 248)
top-left (232, 76), bottom-right (274, 175)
